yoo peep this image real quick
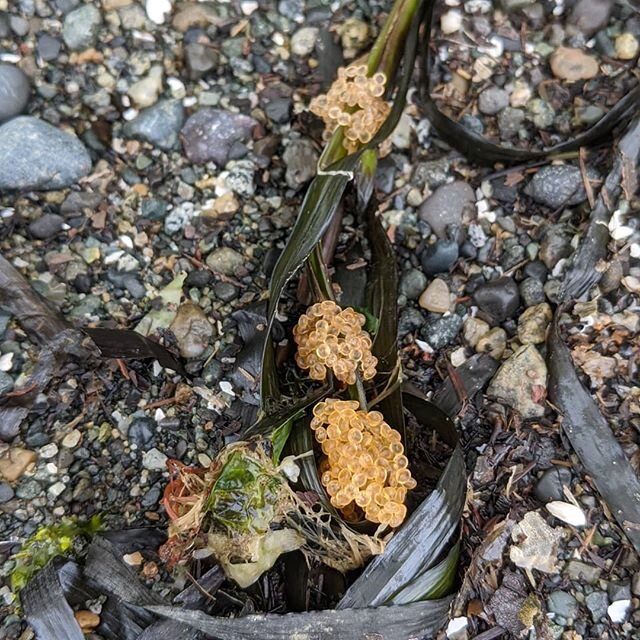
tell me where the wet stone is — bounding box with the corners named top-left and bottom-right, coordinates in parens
top-left (123, 99), bottom-right (185, 151)
top-left (0, 116), bottom-right (92, 191)
top-left (15, 478), bottom-right (42, 500)
top-left (421, 240), bottom-right (459, 276)
top-left (418, 278), bottom-right (451, 313)
top-left (569, 0), bottom-right (612, 35)
top-left (550, 47), bottom-right (599, 81)
top-left (547, 590), bottom-right (579, 622)
top-left (472, 277), bottom-right (520, 321)
top-left (128, 417), bottom-right (156, 451)
top-left (170, 302), bottom-right (214, 359)
top-left (29, 213), bottom-right (64, 239)
top-left (526, 165), bottom-right (593, 209)
top-left (520, 277), bottom-right (546, 308)
top-left (185, 42), bottom-right (219, 79)
top-left (185, 270), bottom-right (212, 288)
top-left (0, 64), bottom-right (30, 123)
top-left (533, 465), bottom-right (572, 502)
top-left (585, 591), bottom-right (609, 621)
top-left (0, 371), bottom-right (14, 395)
top-left (418, 181), bottom-right (475, 238)
top-left (214, 281), bottom-right (238, 302)
top-left (517, 303), bottom-right (552, 344)
top-left (540, 229), bottom-right (572, 269)
top-left (181, 108), bottom-right (257, 166)
top-left (476, 327), bottom-right (507, 359)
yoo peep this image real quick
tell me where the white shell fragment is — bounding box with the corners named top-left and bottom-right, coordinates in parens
top-left (446, 616), bottom-right (468, 640)
top-left (145, 0), bottom-right (172, 24)
top-left (607, 599), bottom-right (631, 623)
top-left (545, 501), bottom-right (587, 527)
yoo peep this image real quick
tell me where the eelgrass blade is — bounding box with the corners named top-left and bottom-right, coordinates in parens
top-left (21, 562), bottom-right (85, 640)
top-left (145, 597), bottom-right (453, 640)
top-left (547, 314), bottom-right (640, 554)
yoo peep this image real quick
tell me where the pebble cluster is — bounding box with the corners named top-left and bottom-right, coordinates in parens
top-left (309, 65), bottom-right (390, 153)
top-left (312, 399), bottom-right (416, 528)
top-left (293, 300), bottom-right (377, 385)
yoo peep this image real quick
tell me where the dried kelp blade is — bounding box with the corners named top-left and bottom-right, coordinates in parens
top-left (417, 0), bottom-right (640, 166)
top-left (547, 314), bottom-right (640, 554)
top-left (21, 562), bottom-right (85, 640)
top-left (145, 597), bottom-right (453, 640)
top-left (338, 392), bottom-right (464, 608)
top-left (83, 327), bottom-right (186, 375)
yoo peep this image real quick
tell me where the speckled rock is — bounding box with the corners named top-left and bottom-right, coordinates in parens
top-left (517, 303), bottom-right (552, 344)
top-left (476, 327), bottom-right (507, 359)
top-left (0, 117), bottom-right (92, 191)
top-left (62, 4), bottom-right (102, 50)
top-left (478, 87), bottom-right (509, 115)
top-left (0, 64), bottom-right (30, 123)
top-left (181, 108), bottom-right (257, 166)
top-left (206, 247), bottom-right (245, 276)
top-left (488, 344), bottom-right (547, 418)
top-left (525, 165), bottom-right (595, 209)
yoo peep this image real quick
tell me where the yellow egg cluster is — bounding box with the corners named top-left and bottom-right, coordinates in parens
top-left (309, 65), bottom-right (391, 153)
top-left (312, 399), bottom-right (416, 528)
top-left (293, 301), bottom-right (377, 385)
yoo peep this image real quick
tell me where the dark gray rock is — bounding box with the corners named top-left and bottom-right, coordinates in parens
top-left (214, 281), bottom-right (238, 302)
top-left (15, 478), bottom-right (42, 500)
top-left (419, 181), bottom-right (475, 238)
top-left (478, 86), bottom-right (509, 115)
top-left (420, 314), bottom-right (463, 349)
top-left (523, 260), bottom-right (548, 282)
top-left (184, 42), bottom-right (219, 79)
top-left (37, 33), bottom-right (61, 61)
top-left (472, 277), bottom-right (520, 321)
top-left (61, 191), bottom-right (103, 215)
top-left (570, 0), bottom-right (613, 35)
top-left (128, 417), bottom-right (156, 450)
top-left (533, 465), bottom-right (572, 502)
top-left (181, 108), bottom-right (257, 166)
top-left (400, 268), bottom-right (428, 300)
top-left (607, 581), bottom-right (631, 602)
top-left (540, 227), bottom-right (573, 268)
top-left (0, 371), bottom-right (13, 395)
top-left (398, 308), bottom-right (426, 336)
top-left (0, 116), bottom-right (92, 190)
top-left (525, 165), bottom-right (595, 209)
top-left (548, 591), bottom-right (579, 622)
top-left (0, 481), bottom-right (14, 503)
top-left (585, 591), bottom-right (609, 621)
top-left (185, 270), bottom-right (212, 288)
top-left (520, 276), bottom-right (546, 307)
top-left (421, 240), bottom-right (459, 275)
top-left (0, 64), bottom-right (30, 123)
top-left (28, 213), bottom-right (64, 239)
top-left (62, 4), bottom-right (102, 50)
top-left (124, 99), bottom-right (185, 151)
top-left (140, 197), bottom-right (168, 220)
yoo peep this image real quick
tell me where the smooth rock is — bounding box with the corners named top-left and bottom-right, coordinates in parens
top-left (128, 65), bottom-right (163, 108)
top-left (28, 213), bottom-right (64, 239)
top-left (569, 0), bottom-right (613, 35)
top-left (206, 247), bottom-right (245, 275)
top-left (214, 281), bottom-right (238, 302)
top-left (566, 560), bottom-right (602, 584)
top-left (476, 327), bottom-right (507, 359)
top-left (547, 591), bottom-right (579, 621)
top-left (517, 303), bottom-right (552, 344)
top-left (419, 181), bottom-right (475, 238)
top-left (0, 117), bottom-right (92, 191)
top-left (142, 447), bottom-right (167, 471)
top-left (421, 240), bottom-right (459, 275)
top-left (478, 87), bottom-right (509, 115)
top-left (184, 42), bottom-right (219, 79)
top-left (62, 4), bottom-right (102, 50)
top-left (585, 591), bottom-right (608, 621)
top-left (124, 99), bottom-right (185, 150)
top-left (488, 344), bottom-right (547, 418)
top-left (540, 228), bottom-right (572, 268)
top-left (128, 417), bottom-right (156, 450)
top-left (525, 165), bottom-right (593, 209)
top-left (615, 33), bottom-right (639, 60)
top-left (473, 277), bottom-right (520, 321)
top-left (282, 138), bottom-right (318, 190)
top-left (0, 64), bottom-right (30, 123)
top-left (534, 465), bottom-right (572, 502)
top-left (400, 268), bottom-right (428, 300)
top-left (0, 481), bottom-right (14, 503)
top-left (170, 302), bottom-right (214, 359)
top-left (37, 34), bottom-right (62, 61)
top-left (0, 371), bottom-right (13, 395)
top-left (463, 317), bottom-right (490, 347)
top-left (0, 447), bottom-right (37, 482)
top-left (418, 278), bottom-right (451, 313)
top-left (550, 47), bottom-right (599, 81)
top-left (181, 108), bottom-right (256, 166)
top-left (441, 9), bottom-right (463, 34)
top-left (61, 191), bottom-right (103, 215)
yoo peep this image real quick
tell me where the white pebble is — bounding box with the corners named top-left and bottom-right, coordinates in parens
top-left (48, 481), bottom-right (66, 498)
top-left (40, 443), bottom-right (59, 460)
top-left (545, 501), bottom-right (587, 527)
top-left (446, 616), bottom-right (468, 640)
top-left (441, 10), bottom-right (463, 34)
top-left (62, 429), bottom-right (82, 448)
top-left (0, 352), bottom-right (13, 372)
top-left (145, 0), bottom-right (172, 24)
top-left (240, 0), bottom-right (258, 15)
top-left (607, 600), bottom-right (631, 623)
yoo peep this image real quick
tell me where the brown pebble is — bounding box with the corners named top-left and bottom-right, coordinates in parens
top-left (550, 47), bottom-right (599, 81)
top-left (75, 610), bottom-right (100, 632)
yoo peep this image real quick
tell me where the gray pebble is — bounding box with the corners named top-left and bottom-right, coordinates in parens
top-left (400, 268), bottom-right (428, 300)
top-left (0, 116), bottom-right (92, 191)
top-left (533, 465), bottom-right (571, 502)
top-left (0, 371), bottom-right (14, 395)
top-left (540, 227), bottom-right (572, 268)
top-left (498, 107), bottom-right (525, 139)
top-left (585, 591), bottom-right (609, 621)
top-left (399, 308), bottom-right (426, 335)
top-left (124, 99), bottom-right (185, 151)
top-left (527, 98), bottom-right (555, 129)
top-left (214, 281), bottom-right (238, 302)
top-left (472, 277), bottom-right (520, 321)
top-left (520, 276), bottom-right (546, 306)
top-left (419, 314), bottom-right (463, 349)
top-left (15, 478), bottom-right (42, 500)
top-left (282, 138), bottom-right (318, 190)
top-left (478, 86), bottom-right (509, 115)
top-left (62, 4), bottom-right (102, 50)
top-left (28, 213), bottom-right (64, 239)
top-left (185, 42), bottom-right (219, 80)
top-left (525, 165), bottom-right (595, 209)
top-left (37, 33), bottom-right (61, 61)
top-left (419, 180), bottom-right (475, 238)
top-left (0, 481), bottom-right (14, 503)
top-left (547, 590), bottom-right (579, 622)
top-left (0, 64), bottom-right (30, 123)
top-left (128, 417), bottom-right (156, 451)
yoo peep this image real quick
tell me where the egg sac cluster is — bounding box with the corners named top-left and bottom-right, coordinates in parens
top-left (293, 300), bottom-right (377, 386)
top-left (309, 65), bottom-right (391, 153)
top-left (312, 399), bottom-right (416, 529)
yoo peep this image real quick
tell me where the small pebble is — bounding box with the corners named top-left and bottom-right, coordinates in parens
top-left (418, 278), bottom-right (451, 313)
